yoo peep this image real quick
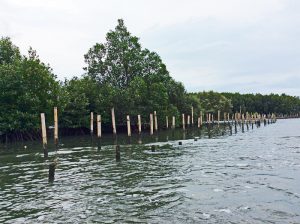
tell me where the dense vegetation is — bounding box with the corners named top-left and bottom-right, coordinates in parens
top-left (1, 19), bottom-right (300, 141)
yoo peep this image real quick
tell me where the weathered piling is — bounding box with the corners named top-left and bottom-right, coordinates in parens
top-left (182, 114), bottom-right (186, 130)
top-left (197, 117), bottom-right (201, 128)
top-left (138, 114), bottom-right (142, 134)
top-left (172, 116), bottom-right (175, 129)
top-left (218, 110), bottom-right (220, 126)
top-left (154, 111), bottom-right (158, 131)
top-left (187, 115), bottom-right (190, 126)
top-left (48, 162), bottom-right (56, 183)
top-left (151, 145), bottom-right (155, 152)
top-left (111, 108), bottom-right (117, 135)
top-left (90, 112), bottom-right (94, 136)
top-left (54, 107), bottom-right (58, 148)
top-left (234, 121), bottom-right (237, 134)
top-left (40, 113), bottom-right (48, 158)
top-left (150, 113), bottom-right (154, 135)
top-left (97, 115), bottom-right (102, 149)
top-left (126, 115), bottom-right (131, 137)
top-left (200, 111), bottom-right (203, 126)
top-left (166, 116), bottom-right (169, 129)
top-left (191, 106), bottom-right (194, 125)
top-left (116, 145), bottom-right (121, 162)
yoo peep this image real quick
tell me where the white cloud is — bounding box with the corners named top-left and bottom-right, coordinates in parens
top-left (0, 0), bottom-right (299, 95)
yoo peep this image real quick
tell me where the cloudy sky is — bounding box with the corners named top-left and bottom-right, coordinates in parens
top-left (1, 0), bottom-right (299, 96)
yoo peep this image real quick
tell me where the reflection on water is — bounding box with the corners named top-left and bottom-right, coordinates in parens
top-left (1, 120), bottom-right (300, 223)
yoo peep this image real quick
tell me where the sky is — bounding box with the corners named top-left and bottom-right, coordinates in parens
top-left (1, 0), bottom-right (300, 96)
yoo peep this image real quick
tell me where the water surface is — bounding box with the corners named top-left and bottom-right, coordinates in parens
top-left (0, 119), bottom-right (300, 223)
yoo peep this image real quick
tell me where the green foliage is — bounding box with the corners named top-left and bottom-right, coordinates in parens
top-left (222, 92), bottom-right (300, 115)
top-left (1, 20), bottom-right (300, 137)
top-left (199, 91), bottom-right (232, 113)
top-left (0, 42), bottom-right (59, 133)
top-left (84, 19), bottom-right (142, 88)
top-left (0, 37), bottom-right (21, 65)
top-left (83, 19), bottom-right (186, 127)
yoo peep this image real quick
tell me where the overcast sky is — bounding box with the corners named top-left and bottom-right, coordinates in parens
top-left (1, 0), bottom-right (299, 96)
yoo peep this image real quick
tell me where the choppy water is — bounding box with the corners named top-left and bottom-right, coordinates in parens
top-left (0, 119), bottom-right (300, 223)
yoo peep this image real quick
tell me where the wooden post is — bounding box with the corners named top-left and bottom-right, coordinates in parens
top-left (116, 145), bottom-right (121, 162)
top-left (200, 115), bottom-right (203, 126)
top-left (111, 108), bottom-right (116, 135)
top-left (200, 111), bottom-right (203, 126)
top-left (187, 115), bottom-right (190, 126)
top-left (97, 115), bottom-right (102, 149)
top-left (218, 110), bottom-right (220, 126)
top-left (154, 111), bottom-right (158, 131)
top-left (191, 106), bottom-right (194, 125)
top-left (197, 117), bottom-right (200, 128)
top-left (151, 145), bottom-right (155, 152)
top-left (172, 116), bottom-right (175, 129)
top-left (97, 115), bottom-right (102, 138)
top-left (182, 114), bottom-right (185, 130)
top-left (54, 107), bottom-right (58, 147)
top-left (166, 116), bottom-right (169, 129)
top-left (48, 162), bottom-right (56, 183)
top-left (138, 115), bottom-right (142, 134)
top-left (126, 115), bottom-right (131, 137)
top-left (90, 112), bottom-right (94, 135)
top-left (40, 113), bottom-right (48, 158)
top-left (150, 113), bottom-right (154, 135)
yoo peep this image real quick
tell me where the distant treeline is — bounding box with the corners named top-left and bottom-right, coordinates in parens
top-left (1, 19), bottom-right (299, 141)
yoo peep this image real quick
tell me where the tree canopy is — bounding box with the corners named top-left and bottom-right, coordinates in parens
top-left (0, 20), bottom-right (300, 140)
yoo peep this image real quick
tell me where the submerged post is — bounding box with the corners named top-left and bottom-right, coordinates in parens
top-left (116, 145), bottom-right (121, 162)
top-left (54, 107), bottom-right (58, 148)
top-left (182, 114), bottom-right (185, 130)
top-left (138, 114), bottom-right (142, 134)
top-left (111, 108), bottom-right (117, 135)
top-left (151, 145), bottom-right (155, 152)
top-left (40, 113), bottom-right (48, 158)
top-left (48, 162), bottom-right (56, 183)
top-left (150, 113), bottom-right (154, 135)
top-left (127, 115), bottom-right (131, 137)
